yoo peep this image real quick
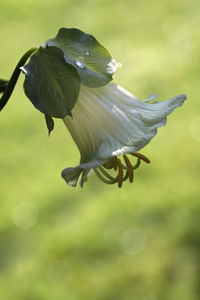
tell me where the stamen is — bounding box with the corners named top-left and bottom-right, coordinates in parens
top-left (121, 162), bottom-right (128, 170)
top-left (133, 158), bottom-right (141, 169)
top-left (98, 165), bottom-right (117, 181)
top-left (123, 155), bottom-right (134, 182)
top-left (103, 157), bottom-right (118, 170)
top-left (93, 168), bottom-right (117, 184)
top-left (93, 152), bottom-right (150, 187)
top-left (123, 171), bottom-right (130, 182)
top-left (117, 158), bottom-right (123, 188)
top-left (113, 157), bottom-right (118, 171)
top-left (130, 152), bottom-right (151, 164)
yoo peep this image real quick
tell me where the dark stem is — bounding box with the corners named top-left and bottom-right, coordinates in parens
top-left (0, 47), bottom-right (37, 111)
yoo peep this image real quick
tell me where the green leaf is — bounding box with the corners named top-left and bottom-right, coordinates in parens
top-left (21, 46), bottom-right (81, 118)
top-left (44, 28), bottom-right (116, 87)
top-left (44, 114), bottom-right (54, 136)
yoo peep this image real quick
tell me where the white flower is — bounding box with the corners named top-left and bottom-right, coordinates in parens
top-left (61, 82), bottom-right (186, 187)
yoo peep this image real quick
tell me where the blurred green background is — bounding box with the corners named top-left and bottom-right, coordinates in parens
top-left (0, 0), bottom-right (200, 299)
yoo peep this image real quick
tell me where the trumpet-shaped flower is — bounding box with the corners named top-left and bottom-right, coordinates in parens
top-left (62, 82), bottom-right (186, 187)
top-left (0, 27), bottom-right (187, 188)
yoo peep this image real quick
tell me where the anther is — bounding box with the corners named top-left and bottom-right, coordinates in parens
top-left (113, 157), bottom-right (118, 171)
top-left (130, 152), bottom-right (151, 164)
top-left (123, 155), bottom-right (134, 182)
top-left (103, 157), bottom-right (118, 170)
top-left (117, 158), bottom-right (123, 188)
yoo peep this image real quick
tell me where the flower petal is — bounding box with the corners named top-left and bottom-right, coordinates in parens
top-left (61, 167), bottom-right (82, 187)
top-left (63, 82), bottom-right (187, 169)
top-left (79, 168), bottom-right (92, 187)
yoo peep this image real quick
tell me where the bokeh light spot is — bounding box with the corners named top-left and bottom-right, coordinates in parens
top-left (121, 228), bottom-right (147, 255)
top-left (12, 202), bottom-right (38, 229)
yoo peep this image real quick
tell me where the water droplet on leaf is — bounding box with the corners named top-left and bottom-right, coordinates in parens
top-left (106, 59), bottom-right (117, 74)
top-left (106, 59), bottom-right (122, 74)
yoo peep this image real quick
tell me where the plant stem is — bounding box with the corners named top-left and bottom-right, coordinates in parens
top-left (0, 47), bottom-right (38, 111)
